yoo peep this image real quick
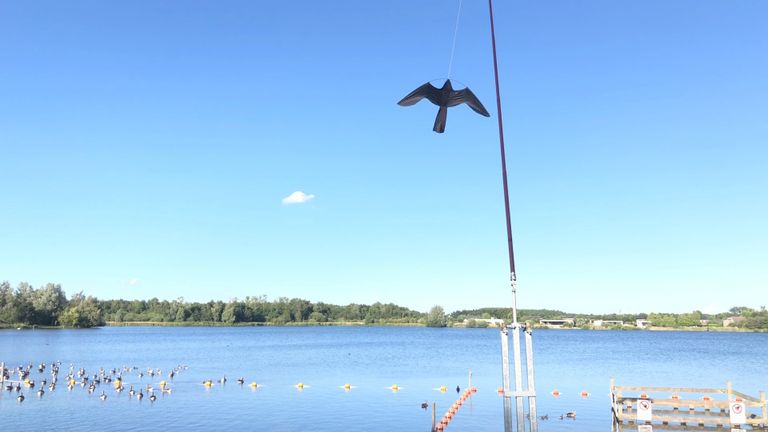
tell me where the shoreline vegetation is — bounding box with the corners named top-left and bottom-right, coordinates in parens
top-left (2, 281), bottom-right (767, 331)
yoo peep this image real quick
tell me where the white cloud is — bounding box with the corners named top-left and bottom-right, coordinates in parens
top-left (282, 191), bottom-right (315, 205)
top-left (128, 278), bottom-right (140, 286)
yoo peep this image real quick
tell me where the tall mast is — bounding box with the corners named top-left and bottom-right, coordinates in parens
top-left (488, 0), bottom-right (518, 324)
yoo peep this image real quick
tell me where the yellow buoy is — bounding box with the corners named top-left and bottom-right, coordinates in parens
top-left (296, 382), bottom-right (304, 389)
top-left (391, 384), bottom-right (399, 391)
top-left (159, 380), bottom-right (167, 388)
top-left (440, 385), bottom-right (447, 392)
top-left (249, 382), bottom-right (258, 388)
top-left (343, 383), bottom-right (351, 390)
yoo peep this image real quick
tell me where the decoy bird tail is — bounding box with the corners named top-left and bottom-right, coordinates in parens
top-left (433, 105), bottom-right (447, 133)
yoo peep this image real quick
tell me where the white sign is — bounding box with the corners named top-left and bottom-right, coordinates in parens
top-left (637, 398), bottom-right (653, 422)
top-left (638, 425), bottom-right (653, 432)
top-left (729, 400), bottom-right (747, 425)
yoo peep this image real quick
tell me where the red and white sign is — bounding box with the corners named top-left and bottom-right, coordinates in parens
top-left (729, 400), bottom-right (747, 425)
top-left (637, 398), bottom-right (653, 422)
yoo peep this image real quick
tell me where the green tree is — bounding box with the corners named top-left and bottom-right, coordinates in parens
top-left (60, 292), bottom-right (105, 328)
top-left (32, 283), bottom-right (67, 325)
top-left (0, 281), bottom-right (16, 323)
top-left (426, 305), bottom-right (447, 328)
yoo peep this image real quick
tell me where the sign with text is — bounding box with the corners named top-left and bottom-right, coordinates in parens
top-left (637, 398), bottom-right (653, 422)
top-left (729, 400), bottom-right (747, 425)
top-left (638, 425), bottom-right (653, 432)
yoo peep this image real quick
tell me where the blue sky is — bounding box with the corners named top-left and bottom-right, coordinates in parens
top-left (1, 0), bottom-right (766, 314)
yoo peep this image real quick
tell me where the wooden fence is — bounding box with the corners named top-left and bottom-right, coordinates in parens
top-left (611, 379), bottom-right (767, 430)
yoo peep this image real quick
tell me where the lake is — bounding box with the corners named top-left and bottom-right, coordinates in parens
top-left (1, 327), bottom-right (767, 431)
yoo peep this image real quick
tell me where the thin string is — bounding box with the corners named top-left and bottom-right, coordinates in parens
top-left (447, 0), bottom-right (463, 78)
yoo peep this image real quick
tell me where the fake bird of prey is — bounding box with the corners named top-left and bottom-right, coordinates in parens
top-left (398, 79), bottom-right (490, 133)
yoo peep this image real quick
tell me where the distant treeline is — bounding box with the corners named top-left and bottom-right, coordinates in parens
top-left (0, 282), bottom-right (103, 328)
top-left (2, 281), bottom-right (767, 329)
top-left (451, 307), bottom-right (768, 330)
top-left (0, 281), bottom-right (435, 328)
top-left (100, 296), bottom-right (427, 326)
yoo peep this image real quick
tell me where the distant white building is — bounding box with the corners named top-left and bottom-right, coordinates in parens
top-left (723, 316), bottom-right (746, 327)
top-left (635, 319), bottom-right (650, 329)
top-left (538, 318), bottom-right (575, 328)
top-left (463, 317), bottom-right (505, 328)
top-left (592, 320), bottom-right (624, 328)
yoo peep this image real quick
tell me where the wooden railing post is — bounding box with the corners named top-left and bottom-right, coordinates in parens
top-left (432, 402), bottom-right (436, 431)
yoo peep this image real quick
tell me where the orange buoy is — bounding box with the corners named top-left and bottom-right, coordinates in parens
top-left (640, 393), bottom-right (648, 399)
top-left (702, 395), bottom-right (711, 401)
top-left (470, 387), bottom-right (477, 393)
top-left (552, 389), bottom-right (561, 397)
top-left (580, 390), bottom-right (590, 398)
top-left (671, 394), bottom-right (679, 400)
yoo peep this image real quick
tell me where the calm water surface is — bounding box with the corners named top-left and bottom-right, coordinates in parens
top-left (1, 327), bottom-right (766, 431)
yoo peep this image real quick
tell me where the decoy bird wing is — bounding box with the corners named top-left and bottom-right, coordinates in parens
top-left (397, 82), bottom-right (442, 106)
top-left (449, 88), bottom-right (491, 117)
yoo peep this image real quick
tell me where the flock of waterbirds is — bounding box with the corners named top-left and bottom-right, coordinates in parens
top-left (4, 362), bottom-right (577, 421)
top-left (3, 361), bottom-right (190, 404)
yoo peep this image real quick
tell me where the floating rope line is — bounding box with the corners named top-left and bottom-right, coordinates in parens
top-left (447, 0), bottom-right (464, 78)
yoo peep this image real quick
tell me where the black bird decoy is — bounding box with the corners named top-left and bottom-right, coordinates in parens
top-left (421, 401), bottom-right (429, 410)
top-left (456, 385), bottom-right (460, 394)
top-left (398, 79), bottom-right (490, 133)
